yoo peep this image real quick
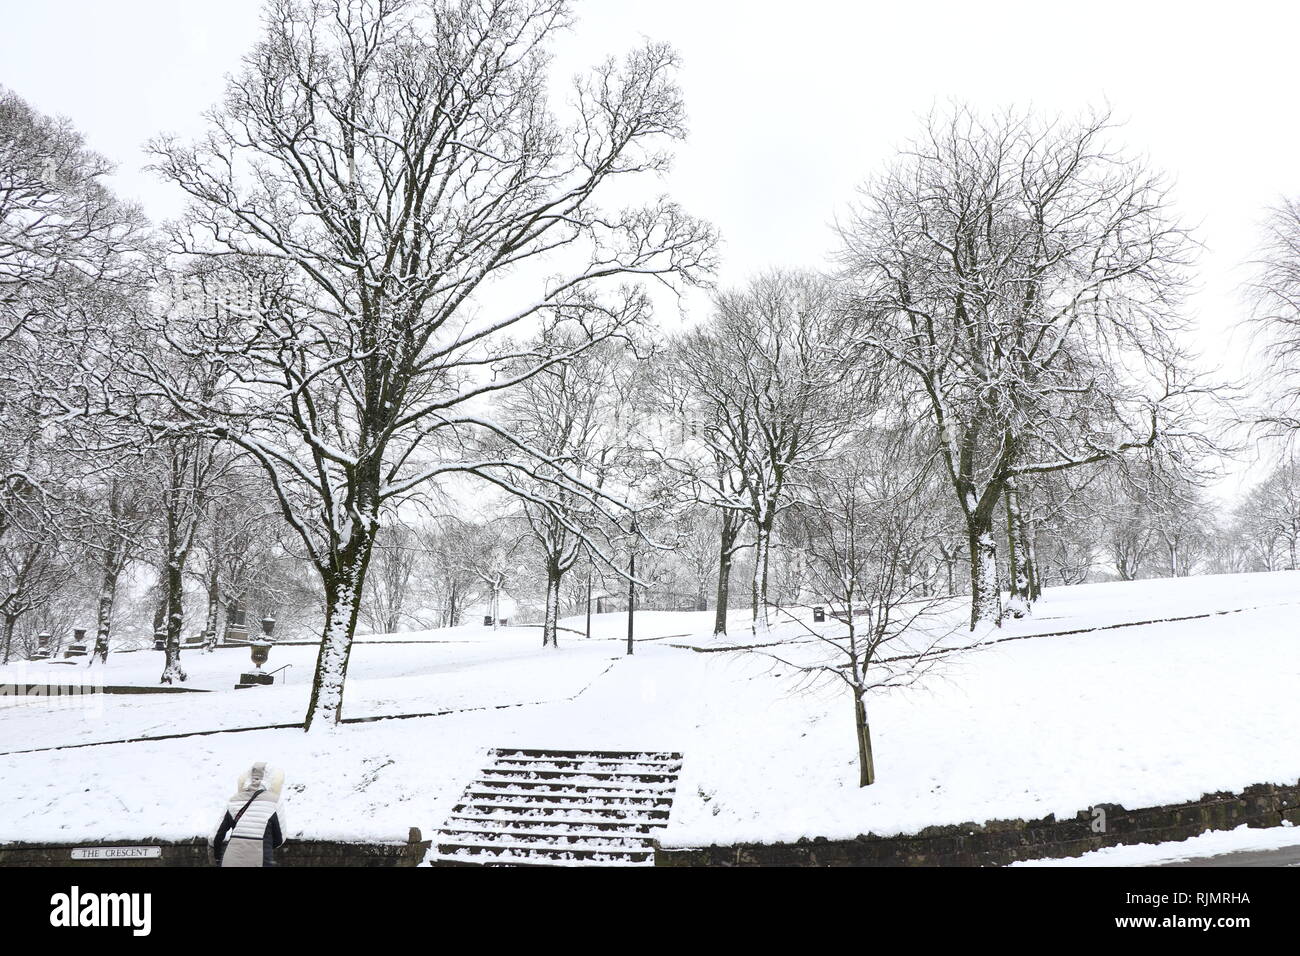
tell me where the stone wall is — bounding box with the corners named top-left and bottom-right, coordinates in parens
top-left (0, 828), bottom-right (430, 867)
top-left (655, 781), bottom-right (1300, 867)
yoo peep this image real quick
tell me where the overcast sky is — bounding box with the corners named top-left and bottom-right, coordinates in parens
top-left (2, 0), bottom-right (1296, 486)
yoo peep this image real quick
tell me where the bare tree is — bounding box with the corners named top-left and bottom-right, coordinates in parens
top-left (646, 353), bottom-right (747, 636)
top-left (83, 465), bottom-right (152, 662)
top-left (143, 0), bottom-right (713, 729)
top-left (1, 88), bottom-right (147, 556)
top-left (414, 515), bottom-right (484, 628)
top-left (770, 429), bottom-right (960, 786)
top-left (0, 87), bottom-right (143, 346)
top-left (1237, 458), bottom-right (1300, 570)
top-left (1248, 197), bottom-right (1300, 438)
top-left (840, 106), bottom-right (1206, 627)
top-left (466, 512), bottom-right (528, 630)
top-left (148, 430), bottom-right (222, 683)
top-left (658, 270), bottom-right (859, 636)
top-left (188, 455), bottom-right (296, 649)
top-left (496, 337), bottom-right (639, 647)
top-left (1, 533), bottom-right (67, 663)
top-left (361, 521), bottom-right (419, 634)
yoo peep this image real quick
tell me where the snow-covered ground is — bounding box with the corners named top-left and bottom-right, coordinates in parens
top-left (1, 571), bottom-right (1298, 854)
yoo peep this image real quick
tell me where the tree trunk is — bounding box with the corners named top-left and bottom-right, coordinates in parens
top-left (1003, 481), bottom-right (1032, 618)
top-left (542, 561), bottom-right (562, 648)
top-left (1, 614), bottom-right (15, 665)
top-left (446, 579), bottom-right (459, 628)
top-left (855, 692), bottom-right (876, 787)
top-left (303, 522), bottom-right (376, 732)
top-left (160, 546), bottom-right (188, 685)
top-left (152, 577), bottom-right (167, 636)
top-left (713, 512), bottom-right (739, 637)
top-left (93, 556), bottom-right (121, 664)
top-left (751, 516), bottom-right (773, 636)
top-left (1025, 520), bottom-right (1042, 601)
top-left (202, 563), bottom-right (221, 653)
top-left (967, 517), bottom-right (1002, 629)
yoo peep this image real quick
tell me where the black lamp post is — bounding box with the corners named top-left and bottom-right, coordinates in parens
top-left (626, 524), bottom-right (636, 657)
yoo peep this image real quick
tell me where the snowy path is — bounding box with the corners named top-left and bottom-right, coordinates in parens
top-left (0, 637), bottom-right (619, 752)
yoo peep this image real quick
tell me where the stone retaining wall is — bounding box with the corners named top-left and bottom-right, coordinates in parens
top-left (0, 828), bottom-right (430, 867)
top-left (655, 781), bottom-right (1300, 866)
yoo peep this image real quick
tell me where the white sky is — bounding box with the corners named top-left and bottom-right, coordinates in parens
top-left (2, 0), bottom-right (1296, 491)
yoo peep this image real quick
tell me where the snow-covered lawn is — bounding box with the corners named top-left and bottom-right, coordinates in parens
top-left (1, 571), bottom-right (1298, 853)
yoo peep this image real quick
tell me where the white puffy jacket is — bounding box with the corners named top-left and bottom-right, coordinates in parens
top-left (213, 763), bottom-right (287, 867)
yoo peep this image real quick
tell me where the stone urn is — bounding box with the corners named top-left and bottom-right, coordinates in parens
top-left (249, 617), bottom-right (276, 671)
top-left (238, 617), bottom-right (277, 689)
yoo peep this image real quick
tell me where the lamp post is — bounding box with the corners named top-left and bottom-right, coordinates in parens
top-left (626, 526), bottom-right (636, 657)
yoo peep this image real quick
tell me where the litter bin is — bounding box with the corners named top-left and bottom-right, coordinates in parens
top-left (813, 607), bottom-right (826, 623)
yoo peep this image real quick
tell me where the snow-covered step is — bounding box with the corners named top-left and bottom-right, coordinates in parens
top-left (445, 815), bottom-right (664, 835)
top-left (494, 748), bottom-right (682, 763)
top-left (455, 792), bottom-right (671, 809)
top-left (480, 766), bottom-right (678, 783)
top-left (435, 845), bottom-right (651, 867)
top-left (432, 748), bottom-right (683, 867)
top-left (489, 763), bottom-right (680, 779)
top-left (462, 785), bottom-right (676, 801)
top-left (452, 801), bottom-right (670, 822)
top-left (435, 837), bottom-right (654, 861)
top-left (439, 828), bottom-right (653, 850)
top-left (491, 755), bottom-right (683, 772)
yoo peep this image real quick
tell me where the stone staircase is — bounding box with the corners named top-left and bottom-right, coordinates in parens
top-left (431, 748), bottom-right (684, 866)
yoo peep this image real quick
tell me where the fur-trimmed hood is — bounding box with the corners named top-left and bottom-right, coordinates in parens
top-left (236, 761), bottom-right (285, 800)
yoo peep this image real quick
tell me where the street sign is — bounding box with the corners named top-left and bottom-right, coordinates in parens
top-left (71, 846), bottom-right (162, 861)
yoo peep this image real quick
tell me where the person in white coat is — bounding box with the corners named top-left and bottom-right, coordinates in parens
top-left (212, 762), bottom-right (288, 867)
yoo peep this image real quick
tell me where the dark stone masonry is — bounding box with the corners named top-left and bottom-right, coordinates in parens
top-left (0, 828), bottom-right (431, 867)
top-left (5, 783), bottom-right (1299, 867)
top-left (654, 780), bottom-right (1300, 867)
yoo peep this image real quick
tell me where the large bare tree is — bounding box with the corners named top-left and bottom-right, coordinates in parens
top-left (840, 106), bottom-right (1204, 628)
top-left (1248, 197), bottom-right (1300, 438)
top-left (143, 0), bottom-right (712, 728)
top-left (1, 88), bottom-right (146, 548)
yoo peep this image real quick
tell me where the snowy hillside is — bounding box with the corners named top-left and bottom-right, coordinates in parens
top-left (2, 571), bottom-right (1298, 852)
